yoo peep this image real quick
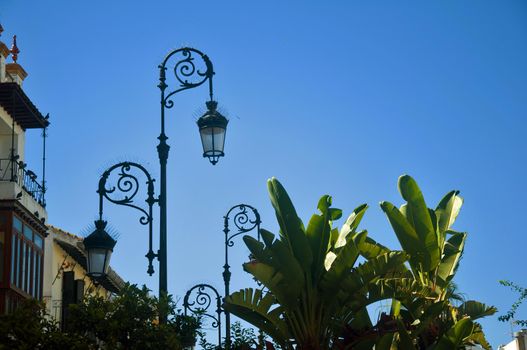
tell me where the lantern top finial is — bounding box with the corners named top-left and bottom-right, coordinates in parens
top-left (83, 219), bottom-right (116, 250)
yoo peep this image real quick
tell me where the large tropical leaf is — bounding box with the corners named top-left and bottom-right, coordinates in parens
top-left (243, 236), bottom-right (305, 306)
top-left (431, 317), bottom-right (474, 350)
top-left (338, 252), bottom-right (410, 310)
top-left (374, 333), bottom-right (396, 350)
top-left (361, 278), bottom-right (436, 312)
top-left (435, 190), bottom-right (463, 236)
top-left (398, 175), bottom-right (441, 272)
top-left (267, 178), bottom-right (313, 271)
top-left (335, 204), bottom-right (368, 248)
top-left (457, 300), bottom-right (497, 321)
top-left (354, 232), bottom-right (391, 260)
top-left (224, 289), bottom-right (289, 346)
top-left (322, 231), bottom-right (361, 287)
top-left (380, 201), bottom-right (426, 272)
top-left (436, 231), bottom-right (466, 288)
top-left (243, 260), bottom-right (300, 308)
top-left (395, 319), bottom-right (417, 350)
top-left (466, 322), bottom-right (492, 350)
top-left (412, 301), bottom-right (449, 337)
top-left (305, 196), bottom-right (333, 279)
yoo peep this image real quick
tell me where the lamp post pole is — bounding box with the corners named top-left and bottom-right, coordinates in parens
top-left (157, 48), bottom-right (222, 310)
top-left (223, 204), bottom-right (261, 348)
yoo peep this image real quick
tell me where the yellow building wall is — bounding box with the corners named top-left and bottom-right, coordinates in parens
top-left (42, 230), bottom-right (112, 322)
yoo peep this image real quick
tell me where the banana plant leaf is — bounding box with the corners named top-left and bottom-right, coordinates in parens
top-left (224, 288), bottom-right (289, 347)
top-left (436, 231), bottom-right (466, 288)
top-left (457, 301), bottom-right (497, 321)
top-left (398, 175), bottom-right (440, 272)
top-left (267, 178), bottom-right (313, 273)
top-left (431, 317), bottom-right (474, 350)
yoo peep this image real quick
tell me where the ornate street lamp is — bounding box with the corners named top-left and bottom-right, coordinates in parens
top-left (197, 101), bottom-right (229, 165)
top-left (83, 219), bottom-right (116, 278)
top-left (84, 47), bottom-right (226, 324)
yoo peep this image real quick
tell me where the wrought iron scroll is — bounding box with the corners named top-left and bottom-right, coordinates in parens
top-left (97, 161), bottom-right (158, 275)
top-left (159, 47), bottom-right (214, 110)
top-left (183, 283), bottom-right (222, 347)
top-left (223, 204), bottom-right (261, 349)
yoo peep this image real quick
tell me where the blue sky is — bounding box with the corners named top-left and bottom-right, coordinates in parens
top-left (2, 0), bottom-right (526, 347)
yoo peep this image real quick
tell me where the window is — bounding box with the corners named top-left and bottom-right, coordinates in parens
top-left (11, 235), bottom-right (17, 285)
top-left (34, 235), bottom-right (43, 249)
top-left (21, 242), bottom-right (26, 292)
top-left (18, 240), bottom-right (23, 288)
top-left (10, 215), bottom-right (44, 299)
top-left (23, 225), bottom-right (32, 241)
top-left (0, 231), bottom-right (4, 283)
top-left (35, 255), bottom-right (40, 298)
top-left (13, 217), bottom-right (22, 232)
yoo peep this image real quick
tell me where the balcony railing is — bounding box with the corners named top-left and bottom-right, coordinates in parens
top-left (0, 158), bottom-right (46, 207)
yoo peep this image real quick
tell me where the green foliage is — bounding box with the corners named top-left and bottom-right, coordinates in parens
top-left (0, 299), bottom-right (87, 350)
top-left (368, 175), bottom-right (496, 350)
top-left (68, 283), bottom-right (201, 349)
top-left (199, 321), bottom-right (266, 350)
top-left (225, 175), bottom-right (495, 350)
top-left (225, 177), bottom-right (409, 349)
top-left (0, 284), bottom-right (202, 350)
top-left (498, 280), bottom-right (527, 327)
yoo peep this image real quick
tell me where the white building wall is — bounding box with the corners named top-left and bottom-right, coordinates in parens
top-left (0, 104), bottom-right (25, 161)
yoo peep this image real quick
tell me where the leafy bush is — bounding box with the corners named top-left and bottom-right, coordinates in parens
top-left (0, 284), bottom-right (201, 350)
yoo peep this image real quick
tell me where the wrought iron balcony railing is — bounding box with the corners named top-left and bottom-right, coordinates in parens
top-left (0, 158), bottom-right (46, 207)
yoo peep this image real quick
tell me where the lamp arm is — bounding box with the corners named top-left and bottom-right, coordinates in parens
top-left (158, 47), bottom-right (215, 110)
top-left (97, 161), bottom-right (158, 275)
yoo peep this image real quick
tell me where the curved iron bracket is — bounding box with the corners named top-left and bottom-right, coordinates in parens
top-left (158, 47), bottom-right (214, 109)
top-left (183, 283), bottom-right (222, 346)
top-left (97, 161), bottom-right (158, 275)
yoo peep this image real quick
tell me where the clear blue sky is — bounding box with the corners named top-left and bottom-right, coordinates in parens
top-left (2, 0), bottom-right (526, 347)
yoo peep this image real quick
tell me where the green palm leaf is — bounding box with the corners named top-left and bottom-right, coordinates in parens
top-left (457, 300), bottom-right (497, 320)
top-left (224, 289), bottom-right (289, 347)
top-left (431, 317), bottom-right (474, 350)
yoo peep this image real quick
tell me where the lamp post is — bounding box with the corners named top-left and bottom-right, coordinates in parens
top-left (83, 48), bottom-right (227, 324)
top-left (223, 204), bottom-right (261, 349)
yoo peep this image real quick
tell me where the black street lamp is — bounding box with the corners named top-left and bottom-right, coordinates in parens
top-left (83, 219), bottom-right (116, 278)
top-left (197, 101), bottom-right (229, 165)
top-left (83, 47), bottom-right (225, 324)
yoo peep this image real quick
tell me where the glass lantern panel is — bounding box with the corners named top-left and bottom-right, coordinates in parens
top-left (200, 127), bottom-right (226, 155)
top-left (200, 127), bottom-right (214, 154)
top-left (213, 127), bottom-right (226, 153)
top-left (104, 251), bottom-right (112, 275)
top-left (88, 248), bottom-right (109, 276)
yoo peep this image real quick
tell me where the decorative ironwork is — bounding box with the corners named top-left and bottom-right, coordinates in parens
top-left (183, 283), bottom-right (222, 347)
top-left (225, 204), bottom-right (261, 246)
top-left (97, 161), bottom-right (158, 276)
top-left (154, 47), bottom-right (216, 321)
top-left (98, 162), bottom-right (156, 225)
top-left (0, 158), bottom-right (46, 206)
top-left (88, 47), bottom-right (219, 326)
top-left (159, 47), bottom-right (214, 110)
top-left (223, 204), bottom-right (261, 349)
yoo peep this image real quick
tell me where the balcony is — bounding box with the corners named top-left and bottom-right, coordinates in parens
top-left (0, 157), bottom-right (45, 207)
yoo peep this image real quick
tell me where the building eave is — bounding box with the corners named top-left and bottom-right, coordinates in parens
top-left (0, 82), bottom-right (49, 129)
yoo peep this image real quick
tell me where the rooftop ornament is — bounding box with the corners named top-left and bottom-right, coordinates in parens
top-left (10, 35), bottom-right (19, 62)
